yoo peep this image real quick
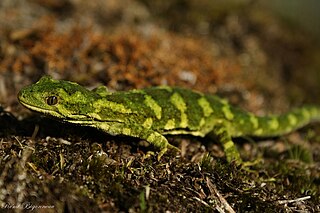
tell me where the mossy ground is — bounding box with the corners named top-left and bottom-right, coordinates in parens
top-left (1, 1), bottom-right (320, 212)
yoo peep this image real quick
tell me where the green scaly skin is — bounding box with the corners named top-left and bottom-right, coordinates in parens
top-left (18, 76), bottom-right (320, 162)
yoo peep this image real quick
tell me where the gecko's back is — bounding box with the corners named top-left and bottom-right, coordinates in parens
top-left (171, 87), bottom-right (320, 138)
top-left (103, 86), bottom-right (320, 139)
top-left (103, 86), bottom-right (232, 135)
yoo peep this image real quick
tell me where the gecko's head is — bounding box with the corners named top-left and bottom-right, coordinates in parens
top-left (18, 76), bottom-right (95, 120)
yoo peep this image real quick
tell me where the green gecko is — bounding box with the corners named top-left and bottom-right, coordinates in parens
top-left (18, 76), bottom-right (320, 162)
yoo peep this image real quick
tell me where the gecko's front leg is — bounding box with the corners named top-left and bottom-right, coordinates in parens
top-left (96, 122), bottom-right (180, 160)
top-left (143, 131), bottom-right (180, 160)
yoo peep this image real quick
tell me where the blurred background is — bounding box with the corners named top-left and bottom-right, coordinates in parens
top-left (0, 0), bottom-right (320, 113)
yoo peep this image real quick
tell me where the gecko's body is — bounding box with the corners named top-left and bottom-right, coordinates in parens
top-left (18, 76), bottom-right (320, 162)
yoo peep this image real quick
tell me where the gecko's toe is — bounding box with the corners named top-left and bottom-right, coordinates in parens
top-left (156, 143), bottom-right (180, 161)
top-left (157, 147), bottom-right (168, 161)
top-left (168, 144), bottom-right (180, 153)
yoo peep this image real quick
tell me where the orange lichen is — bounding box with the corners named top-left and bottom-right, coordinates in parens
top-left (2, 19), bottom-right (238, 92)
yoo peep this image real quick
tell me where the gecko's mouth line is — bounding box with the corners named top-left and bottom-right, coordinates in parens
top-left (65, 117), bottom-right (123, 123)
top-left (19, 100), bottom-right (65, 119)
top-left (19, 99), bottom-right (123, 124)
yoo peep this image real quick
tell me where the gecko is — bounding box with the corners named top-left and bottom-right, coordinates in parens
top-left (18, 76), bottom-right (320, 162)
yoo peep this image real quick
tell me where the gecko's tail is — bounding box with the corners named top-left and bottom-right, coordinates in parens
top-left (235, 105), bottom-right (320, 137)
top-left (255, 105), bottom-right (320, 137)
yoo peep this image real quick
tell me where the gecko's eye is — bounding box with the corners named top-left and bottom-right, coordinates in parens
top-left (46, 96), bottom-right (58, 105)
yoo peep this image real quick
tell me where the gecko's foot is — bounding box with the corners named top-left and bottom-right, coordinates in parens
top-left (226, 151), bottom-right (242, 165)
top-left (236, 158), bottom-right (264, 174)
top-left (241, 158), bottom-right (263, 168)
top-left (157, 147), bottom-right (167, 161)
top-left (168, 143), bottom-right (180, 153)
top-left (157, 144), bottom-right (181, 161)
top-left (225, 148), bottom-right (263, 167)
top-left (143, 151), bottom-right (156, 160)
top-left (226, 155), bottom-right (262, 173)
